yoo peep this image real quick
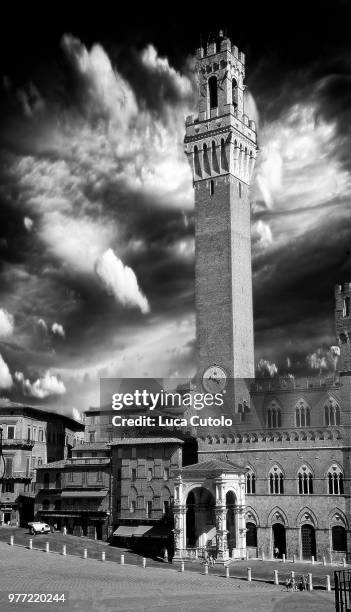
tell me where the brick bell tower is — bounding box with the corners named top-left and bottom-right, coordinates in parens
top-left (184, 31), bottom-right (257, 387)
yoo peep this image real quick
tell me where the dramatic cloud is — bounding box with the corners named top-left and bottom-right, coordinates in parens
top-left (0, 354), bottom-right (13, 389)
top-left (1, 27), bottom-right (351, 410)
top-left (0, 309), bottom-right (14, 338)
top-left (51, 322), bottom-right (66, 338)
top-left (15, 371), bottom-right (66, 398)
top-left (96, 248), bottom-right (150, 314)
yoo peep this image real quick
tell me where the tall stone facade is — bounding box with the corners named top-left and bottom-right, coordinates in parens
top-left (184, 32), bottom-right (256, 380)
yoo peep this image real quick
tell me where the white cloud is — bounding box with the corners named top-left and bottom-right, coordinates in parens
top-left (51, 322), bottom-right (66, 338)
top-left (307, 346), bottom-right (340, 373)
top-left (15, 370), bottom-right (66, 398)
top-left (37, 318), bottom-right (48, 333)
top-left (24, 216), bottom-right (33, 231)
top-left (253, 220), bottom-right (273, 248)
top-left (96, 248), bottom-right (150, 314)
top-left (307, 350), bottom-right (328, 371)
top-left (257, 358), bottom-right (278, 377)
top-left (0, 309), bottom-right (14, 338)
top-left (0, 354), bottom-right (13, 389)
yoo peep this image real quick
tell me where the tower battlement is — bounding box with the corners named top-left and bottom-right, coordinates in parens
top-left (195, 35), bottom-right (246, 65)
top-left (184, 31), bottom-right (256, 187)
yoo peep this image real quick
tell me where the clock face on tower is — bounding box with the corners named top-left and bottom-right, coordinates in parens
top-left (202, 365), bottom-right (227, 393)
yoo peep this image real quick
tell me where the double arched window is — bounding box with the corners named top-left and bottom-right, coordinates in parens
top-left (295, 399), bottom-right (310, 427)
top-left (269, 466), bottom-right (284, 495)
top-left (246, 468), bottom-right (256, 494)
top-left (298, 466), bottom-right (313, 494)
top-left (267, 401), bottom-right (281, 428)
top-left (327, 465), bottom-right (344, 495)
top-left (324, 398), bottom-right (340, 426)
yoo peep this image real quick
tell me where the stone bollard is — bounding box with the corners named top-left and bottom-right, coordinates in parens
top-left (247, 567), bottom-right (252, 582)
top-left (10, 535), bottom-right (14, 546)
top-left (45, 542), bottom-right (50, 553)
top-left (323, 556), bottom-right (326, 566)
top-left (225, 566), bottom-right (230, 578)
top-left (204, 563), bottom-right (209, 575)
top-left (142, 557), bottom-right (146, 569)
top-left (262, 551), bottom-right (265, 561)
top-left (293, 554), bottom-right (297, 563)
top-left (311, 555), bottom-right (315, 565)
top-left (101, 551), bottom-right (105, 562)
top-left (308, 573), bottom-right (313, 591)
top-left (83, 548), bottom-right (87, 559)
top-left (274, 570), bottom-right (279, 585)
top-left (343, 557), bottom-right (346, 567)
top-left (62, 544), bottom-right (66, 556)
top-left (28, 539), bottom-right (33, 550)
top-left (180, 561), bottom-right (185, 572)
top-left (282, 553), bottom-right (286, 563)
top-left (120, 554), bottom-right (124, 565)
top-left (325, 575), bottom-right (331, 592)
top-left (291, 571), bottom-right (295, 579)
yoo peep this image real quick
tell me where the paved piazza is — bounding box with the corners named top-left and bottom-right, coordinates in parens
top-left (0, 542), bottom-right (334, 612)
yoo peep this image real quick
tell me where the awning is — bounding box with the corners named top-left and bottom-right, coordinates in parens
top-left (139, 524), bottom-right (171, 539)
top-left (133, 525), bottom-right (153, 537)
top-left (113, 526), bottom-right (135, 537)
top-left (61, 490), bottom-right (108, 498)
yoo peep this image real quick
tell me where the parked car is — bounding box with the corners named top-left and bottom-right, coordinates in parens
top-left (28, 522), bottom-right (51, 535)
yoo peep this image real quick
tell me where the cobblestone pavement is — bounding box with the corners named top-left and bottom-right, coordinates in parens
top-left (0, 542), bottom-right (334, 612)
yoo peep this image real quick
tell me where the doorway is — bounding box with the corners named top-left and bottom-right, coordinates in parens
top-left (272, 523), bottom-right (286, 558)
top-left (301, 524), bottom-right (316, 559)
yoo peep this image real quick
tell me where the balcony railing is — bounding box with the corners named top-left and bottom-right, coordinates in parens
top-left (2, 471), bottom-right (34, 479)
top-left (2, 438), bottom-right (35, 447)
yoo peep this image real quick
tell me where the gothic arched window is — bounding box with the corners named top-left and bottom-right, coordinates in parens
top-left (211, 140), bottom-right (219, 173)
top-left (298, 465), bottom-right (313, 494)
top-left (269, 466), bottom-right (284, 495)
top-left (295, 399), bottom-right (310, 427)
top-left (327, 465), bottom-right (344, 495)
top-left (267, 401), bottom-right (281, 428)
top-left (220, 138), bottom-right (227, 171)
top-left (246, 468), bottom-right (256, 494)
top-left (193, 145), bottom-right (201, 178)
top-left (232, 78), bottom-right (238, 109)
top-left (332, 526), bottom-right (347, 551)
top-left (343, 296), bottom-right (350, 317)
top-left (208, 76), bottom-right (218, 109)
top-left (324, 398), bottom-right (340, 426)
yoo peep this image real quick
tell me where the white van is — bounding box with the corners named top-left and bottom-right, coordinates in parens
top-left (28, 522), bottom-right (51, 535)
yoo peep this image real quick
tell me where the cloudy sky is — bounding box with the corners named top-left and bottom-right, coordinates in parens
top-left (0, 1), bottom-right (351, 415)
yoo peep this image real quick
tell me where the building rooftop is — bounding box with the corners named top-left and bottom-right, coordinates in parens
top-left (179, 459), bottom-right (245, 474)
top-left (109, 437), bottom-right (184, 446)
top-left (74, 442), bottom-right (110, 451)
top-left (0, 399), bottom-right (84, 430)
